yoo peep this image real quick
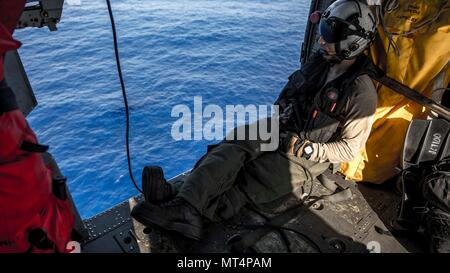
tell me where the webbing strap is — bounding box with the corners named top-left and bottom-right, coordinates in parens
top-left (317, 174), bottom-right (353, 203)
top-left (20, 141), bottom-right (49, 153)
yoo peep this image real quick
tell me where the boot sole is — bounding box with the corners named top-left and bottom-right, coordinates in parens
top-left (142, 166), bottom-right (173, 204)
top-left (131, 203), bottom-right (202, 241)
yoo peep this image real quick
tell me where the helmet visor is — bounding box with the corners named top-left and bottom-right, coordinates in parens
top-left (319, 18), bottom-right (343, 43)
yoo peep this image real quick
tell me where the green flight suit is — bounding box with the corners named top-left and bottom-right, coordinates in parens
top-left (174, 118), bottom-right (331, 221)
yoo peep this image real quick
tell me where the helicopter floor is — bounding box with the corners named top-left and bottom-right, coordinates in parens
top-left (80, 171), bottom-right (424, 253)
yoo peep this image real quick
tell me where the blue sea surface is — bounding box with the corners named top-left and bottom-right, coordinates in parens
top-left (15, 0), bottom-right (311, 219)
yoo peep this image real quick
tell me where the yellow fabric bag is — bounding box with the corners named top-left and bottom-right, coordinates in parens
top-left (340, 0), bottom-right (450, 183)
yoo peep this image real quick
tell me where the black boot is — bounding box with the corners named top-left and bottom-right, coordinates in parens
top-left (131, 197), bottom-right (203, 241)
top-left (142, 166), bottom-right (175, 204)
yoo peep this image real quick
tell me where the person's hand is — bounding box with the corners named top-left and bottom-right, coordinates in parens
top-left (292, 138), bottom-right (311, 158)
top-left (281, 132), bottom-right (309, 157)
top-left (286, 134), bottom-right (300, 156)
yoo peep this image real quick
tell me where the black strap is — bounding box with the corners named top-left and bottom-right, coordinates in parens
top-left (52, 177), bottom-right (68, 201)
top-left (0, 80), bottom-right (19, 113)
top-left (20, 141), bottom-right (49, 153)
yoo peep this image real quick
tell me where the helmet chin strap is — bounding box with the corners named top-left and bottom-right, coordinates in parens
top-left (319, 48), bottom-right (344, 65)
top-left (326, 56), bottom-right (344, 65)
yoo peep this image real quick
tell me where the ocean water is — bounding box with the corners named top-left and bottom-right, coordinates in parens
top-left (15, 0), bottom-right (311, 219)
